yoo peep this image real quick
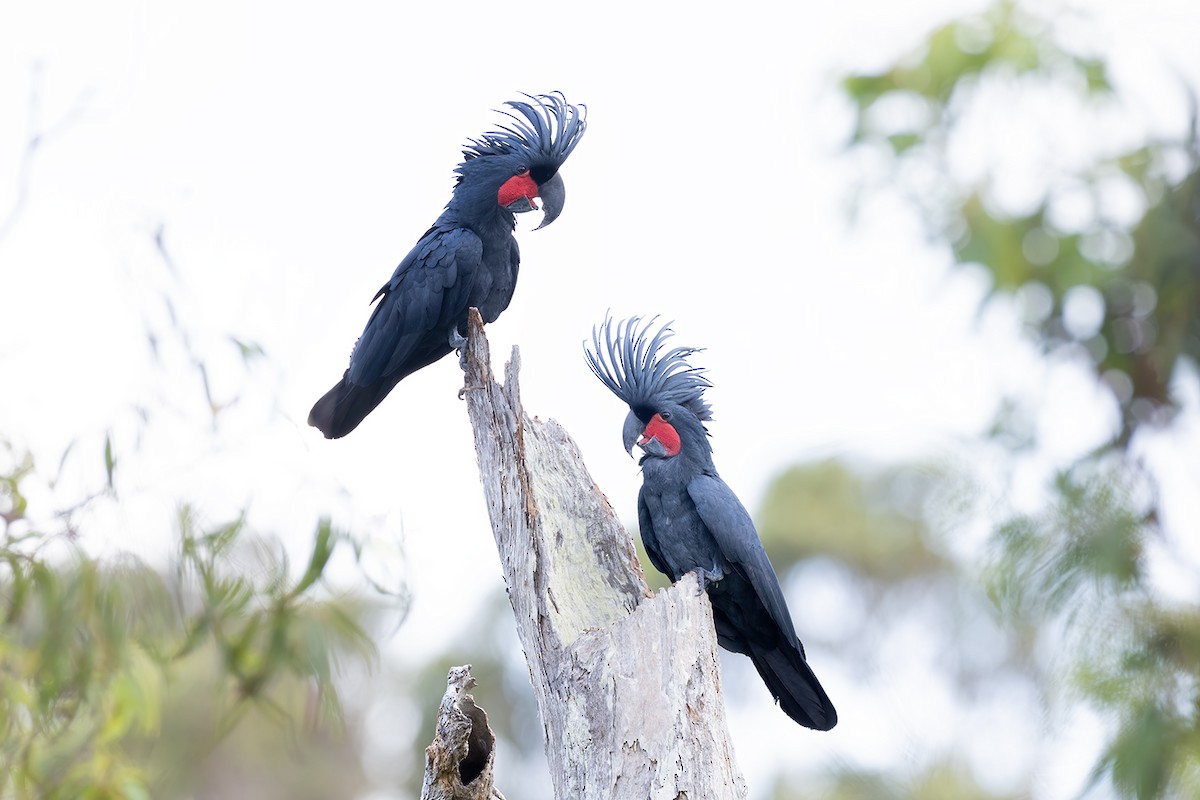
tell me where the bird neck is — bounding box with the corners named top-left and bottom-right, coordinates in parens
top-left (439, 199), bottom-right (515, 240)
top-left (640, 446), bottom-right (716, 484)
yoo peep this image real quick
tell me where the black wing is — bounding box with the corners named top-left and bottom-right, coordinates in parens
top-left (688, 472), bottom-right (836, 730)
top-left (637, 487), bottom-right (674, 580)
top-left (686, 473), bottom-right (800, 646)
top-left (347, 226), bottom-right (483, 387)
top-left (307, 226), bottom-right (483, 438)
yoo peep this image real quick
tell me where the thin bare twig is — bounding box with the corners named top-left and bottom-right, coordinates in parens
top-left (0, 62), bottom-right (94, 246)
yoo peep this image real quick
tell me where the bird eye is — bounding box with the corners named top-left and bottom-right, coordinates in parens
top-left (659, 411), bottom-right (672, 421)
top-left (515, 165), bottom-right (529, 175)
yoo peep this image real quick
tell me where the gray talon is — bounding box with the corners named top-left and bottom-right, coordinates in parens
top-left (698, 565), bottom-right (724, 590)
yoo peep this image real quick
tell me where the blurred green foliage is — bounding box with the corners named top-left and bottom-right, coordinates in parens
top-left (843, 0), bottom-right (1199, 448)
top-left (775, 762), bottom-right (1019, 800)
top-left (0, 443), bottom-right (375, 799)
top-left (983, 461), bottom-right (1200, 799)
top-left (830, 2), bottom-right (1200, 798)
top-left (405, 588), bottom-right (547, 793)
top-left (0, 202), bottom-right (403, 797)
top-left (758, 461), bottom-right (948, 580)
top-left (985, 465), bottom-right (1143, 619)
top-left (5, 3), bottom-right (1197, 798)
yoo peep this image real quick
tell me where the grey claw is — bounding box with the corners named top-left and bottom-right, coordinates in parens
top-left (458, 384), bottom-right (483, 400)
top-left (449, 327), bottom-right (468, 371)
top-left (697, 565), bottom-right (724, 590)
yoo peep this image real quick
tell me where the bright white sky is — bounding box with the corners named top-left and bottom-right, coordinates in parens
top-left (2, 1), bottom-right (1198, 798)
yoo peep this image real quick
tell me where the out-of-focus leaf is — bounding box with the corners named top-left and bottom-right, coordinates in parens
top-left (1082, 58), bottom-right (1111, 94)
top-left (886, 132), bottom-right (921, 154)
top-left (0, 485), bottom-right (376, 797)
top-left (230, 336), bottom-right (266, 364)
top-left (984, 466), bottom-right (1143, 619)
top-left (292, 518), bottom-right (338, 597)
top-left (758, 460), bottom-right (947, 579)
top-left (1099, 704), bottom-right (1175, 800)
top-left (104, 431), bottom-right (116, 494)
top-left (776, 760), bottom-right (1020, 800)
top-left (840, 4), bottom-right (1199, 798)
top-left (196, 360), bottom-right (219, 418)
top-left (0, 450), bottom-right (30, 523)
top-left (841, 0), bottom-right (1194, 457)
top-left (198, 511), bottom-right (246, 558)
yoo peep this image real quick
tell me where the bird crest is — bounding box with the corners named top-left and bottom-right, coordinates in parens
top-left (585, 316), bottom-right (713, 422)
top-left (460, 92), bottom-right (587, 166)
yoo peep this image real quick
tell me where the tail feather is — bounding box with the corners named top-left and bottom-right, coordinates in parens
top-left (308, 373), bottom-right (399, 439)
top-left (747, 641), bottom-right (837, 731)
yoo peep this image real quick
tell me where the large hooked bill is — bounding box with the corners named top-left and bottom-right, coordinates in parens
top-left (636, 435), bottom-right (670, 459)
top-left (501, 171), bottom-right (565, 230)
top-left (533, 171), bottom-right (566, 230)
top-left (504, 196), bottom-right (539, 214)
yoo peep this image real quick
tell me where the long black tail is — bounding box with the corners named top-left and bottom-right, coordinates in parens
top-left (308, 373), bottom-right (399, 439)
top-left (746, 640), bottom-right (837, 731)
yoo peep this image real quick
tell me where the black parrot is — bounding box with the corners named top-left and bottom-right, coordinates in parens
top-left (309, 93), bottom-right (586, 438)
top-left (586, 317), bottom-right (837, 731)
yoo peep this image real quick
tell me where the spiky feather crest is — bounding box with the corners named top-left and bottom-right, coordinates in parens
top-left (460, 92), bottom-right (586, 167)
top-left (585, 316), bottom-right (713, 422)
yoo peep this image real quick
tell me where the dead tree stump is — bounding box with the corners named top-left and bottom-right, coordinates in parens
top-left (459, 309), bottom-right (745, 800)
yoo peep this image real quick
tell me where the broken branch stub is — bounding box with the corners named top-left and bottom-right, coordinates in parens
top-left (461, 309), bottom-right (745, 800)
top-left (420, 664), bottom-right (503, 800)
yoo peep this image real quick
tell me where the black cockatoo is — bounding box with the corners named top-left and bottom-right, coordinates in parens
top-left (309, 93), bottom-right (586, 438)
top-left (586, 317), bottom-right (837, 731)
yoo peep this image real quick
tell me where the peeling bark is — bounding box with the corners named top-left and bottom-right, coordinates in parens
top-left (420, 664), bottom-right (504, 800)
top-left (461, 309), bottom-right (746, 800)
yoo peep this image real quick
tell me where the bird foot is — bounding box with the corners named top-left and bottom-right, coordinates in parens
top-left (697, 565), bottom-right (725, 591)
top-left (449, 328), bottom-right (469, 370)
top-left (458, 384), bottom-right (485, 400)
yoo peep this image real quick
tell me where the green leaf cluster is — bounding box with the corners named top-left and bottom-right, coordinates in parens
top-left (843, 2), bottom-right (1108, 144)
top-left (843, 1), bottom-right (1199, 449)
top-left (985, 464), bottom-right (1200, 799)
top-left (758, 460), bottom-right (949, 580)
top-left (837, 2), bottom-right (1200, 797)
top-left (775, 760), bottom-right (1019, 800)
top-left (0, 448), bottom-right (374, 800)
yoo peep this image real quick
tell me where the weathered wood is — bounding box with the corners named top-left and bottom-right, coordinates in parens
top-left (462, 309), bottom-right (746, 799)
top-left (420, 664), bottom-right (505, 800)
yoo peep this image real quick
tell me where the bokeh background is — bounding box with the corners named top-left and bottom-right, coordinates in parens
top-left (3, 0), bottom-right (1198, 797)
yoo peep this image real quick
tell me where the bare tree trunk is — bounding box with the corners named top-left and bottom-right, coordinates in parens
top-left (420, 664), bottom-right (504, 800)
top-left (460, 309), bottom-right (746, 800)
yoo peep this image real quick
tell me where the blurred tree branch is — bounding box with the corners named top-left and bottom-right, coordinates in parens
top-left (460, 309), bottom-right (746, 799)
top-left (0, 63), bottom-right (92, 246)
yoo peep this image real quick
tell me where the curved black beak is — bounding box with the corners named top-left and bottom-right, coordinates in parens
top-left (533, 171), bottom-right (566, 230)
top-left (504, 196), bottom-right (536, 214)
top-left (622, 412), bottom-right (643, 457)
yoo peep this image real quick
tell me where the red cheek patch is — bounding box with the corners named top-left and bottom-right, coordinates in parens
top-left (498, 174), bottom-right (538, 207)
top-left (643, 414), bottom-right (681, 456)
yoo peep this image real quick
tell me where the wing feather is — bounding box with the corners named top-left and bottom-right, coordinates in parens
top-left (686, 473), bottom-right (802, 648)
top-left (637, 489), bottom-right (674, 580)
top-left (347, 227), bottom-right (482, 386)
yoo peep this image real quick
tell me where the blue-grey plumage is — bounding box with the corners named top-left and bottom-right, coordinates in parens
top-left (586, 316), bottom-right (837, 731)
top-left (309, 93), bottom-right (586, 439)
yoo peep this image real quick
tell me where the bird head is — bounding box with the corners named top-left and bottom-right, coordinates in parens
top-left (454, 92), bottom-right (586, 229)
top-left (585, 316), bottom-right (713, 462)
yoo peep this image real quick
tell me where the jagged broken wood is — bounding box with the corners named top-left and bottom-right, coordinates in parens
top-left (420, 664), bottom-right (504, 800)
top-left (461, 309), bottom-right (746, 799)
